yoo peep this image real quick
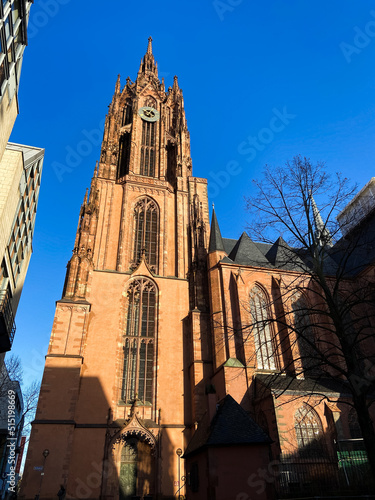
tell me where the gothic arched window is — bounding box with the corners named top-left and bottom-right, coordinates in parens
top-left (121, 278), bottom-right (156, 404)
top-left (140, 120), bottom-right (156, 177)
top-left (250, 286), bottom-right (276, 370)
top-left (122, 99), bottom-right (132, 126)
top-left (348, 408), bottom-right (362, 439)
top-left (292, 295), bottom-right (320, 376)
top-left (132, 197), bottom-right (159, 272)
top-left (294, 405), bottom-right (323, 455)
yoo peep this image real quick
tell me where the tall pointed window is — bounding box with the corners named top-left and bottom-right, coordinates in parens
top-left (294, 404), bottom-right (323, 455)
top-left (292, 295), bottom-right (320, 376)
top-left (121, 278), bottom-right (156, 404)
top-left (132, 197), bottom-right (158, 272)
top-left (140, 121), bottom-right (156, 177)
top-left (250, 286), bottom-right (276, 370)
top-left (348, 408), bottom-right (362, 439)
top-left (118, 133), bottom-right (131, 178)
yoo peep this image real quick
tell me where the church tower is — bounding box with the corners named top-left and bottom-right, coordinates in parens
top-left (21, 39), bottom-right (211, 500)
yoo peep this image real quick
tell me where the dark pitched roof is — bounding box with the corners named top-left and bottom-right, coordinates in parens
top-left (297, 247), bottom-right (339, 276)
top-left (223, 232), bottom-right (340, 274)
top-left (221, 256), bottom-right (234, 264)
top-left (265, 237), bottom-right (306, 272)
top-left (228, 232), bottom-right (273, 268)
top-left (209, 209), bottom-right (225, 252)
top-left (222, 238), bottom-right (238, 255)
top-left (183, 395), bottom-right (271, 458)
top-left (329, 209), bottom-right (375, 276)
top-left (255, 373), bottom-right (352, 397)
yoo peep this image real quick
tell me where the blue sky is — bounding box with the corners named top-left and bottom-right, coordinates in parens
top-left (9, 0), bottom-right (375, 385)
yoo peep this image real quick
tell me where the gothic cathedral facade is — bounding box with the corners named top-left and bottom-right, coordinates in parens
top-left (21, 40), bottom-right (374, 500)
top-left (21, 39), bottom-right (213, 500)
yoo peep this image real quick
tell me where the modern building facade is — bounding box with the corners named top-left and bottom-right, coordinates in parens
top-left (21, 40), bottom-right (375, 500)
top-left (0, 0), bottom-right (33, 159)
top-left (0, 143), bottom-right (44, 353)
top-left (0, 0), bottom-right (45, 356)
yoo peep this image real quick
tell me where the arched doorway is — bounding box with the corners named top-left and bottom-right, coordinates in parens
top-left (119, 436), bottom-right (155, 500)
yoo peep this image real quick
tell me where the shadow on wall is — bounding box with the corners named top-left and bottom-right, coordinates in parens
top-left (20, 367), bottom-right (119, 499)
top-left (20, 364), bottom-right (184, 500)
top-left (245, 380), bottom-right (374, 499)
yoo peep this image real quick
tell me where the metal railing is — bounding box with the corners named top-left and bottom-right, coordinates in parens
top-left (275, 446), bottom-right (373, 498)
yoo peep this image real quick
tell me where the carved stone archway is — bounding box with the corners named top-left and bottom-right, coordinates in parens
top-left (111, 413), bottom-right (158, 500)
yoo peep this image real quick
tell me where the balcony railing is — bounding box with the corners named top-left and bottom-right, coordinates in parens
top-left (0, 289), bottom-right (16, 352)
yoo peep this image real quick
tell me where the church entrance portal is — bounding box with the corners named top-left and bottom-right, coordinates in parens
top-left (119, 437), bottom-right (154, 500)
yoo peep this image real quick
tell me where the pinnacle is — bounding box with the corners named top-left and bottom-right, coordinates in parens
top-left (147, 36), bottom-right (153, 55)
top-left (115, 74), bottom-right (121, 93)
top-left (173, 75), bottom-right (179, 90)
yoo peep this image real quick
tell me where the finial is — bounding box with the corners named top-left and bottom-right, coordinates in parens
top-left (126, 76), bottom-right (131, 85)
top-left (94, 161), bottom-right (98, 177)
top-left (147, 36), bottom-right (153, 55)
top-left (173, 75), bottom-right (179, 90)
top-left (83, 188), bottom-right (88, 204)
top-left (212, 203), bottom-right (215, 210)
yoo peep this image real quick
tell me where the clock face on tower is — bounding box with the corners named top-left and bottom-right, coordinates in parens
top-left (138, 106), bottom-right (160, 122)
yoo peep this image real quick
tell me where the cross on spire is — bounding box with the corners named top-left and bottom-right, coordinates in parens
top-left (147, 36), bottom-right (153, 55)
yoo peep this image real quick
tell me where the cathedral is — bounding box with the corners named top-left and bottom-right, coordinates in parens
top-left (21, 40), bottom-right (375, 500)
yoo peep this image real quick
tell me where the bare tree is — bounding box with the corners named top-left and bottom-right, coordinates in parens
top-left (21, 380), bottom-right (40, 437)
top-left (2, 354), bottom-right (23, 391)
top-left (244, 156), bottom-right (375, 479)
top-left (3, 355), bottom-right (40, 437)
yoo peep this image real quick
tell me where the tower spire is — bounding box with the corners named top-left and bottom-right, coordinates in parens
top-left (147, 36), bottom-right (153, 55)
top-left (209, 208), bottom-right (225, 252)
top-left (138, 36), bottom-right (158, 79)
top-left (310, 191), bottom-right (332, 247)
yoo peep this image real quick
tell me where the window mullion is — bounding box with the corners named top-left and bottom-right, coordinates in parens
top-left (134, 285), bottom-right (143, 398)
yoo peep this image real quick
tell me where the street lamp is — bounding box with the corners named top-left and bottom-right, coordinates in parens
top-left (36, 449), bottom-right (49, 500)
top-left (175, 448), bottom-right (183, 498)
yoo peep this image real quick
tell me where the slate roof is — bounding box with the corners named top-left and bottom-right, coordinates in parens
top-left (228, 232), bottom-right (273, 268)
top-left (329, 208), bottom-right (375, 276)
top-left (209, 209), bottom-right (225, 252)
top-left (183, 395), bottom-right (272, 458)
top-left (211, 211), bottom-right (375, 276)
top-left (222, 233), bottom-right (304, 271)
top-left (255, 373), bottom-right (352, 397)
top-left (222, 238), bottom-right (238, 255)
top-left (265, 237), bottom-right (307, 272)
